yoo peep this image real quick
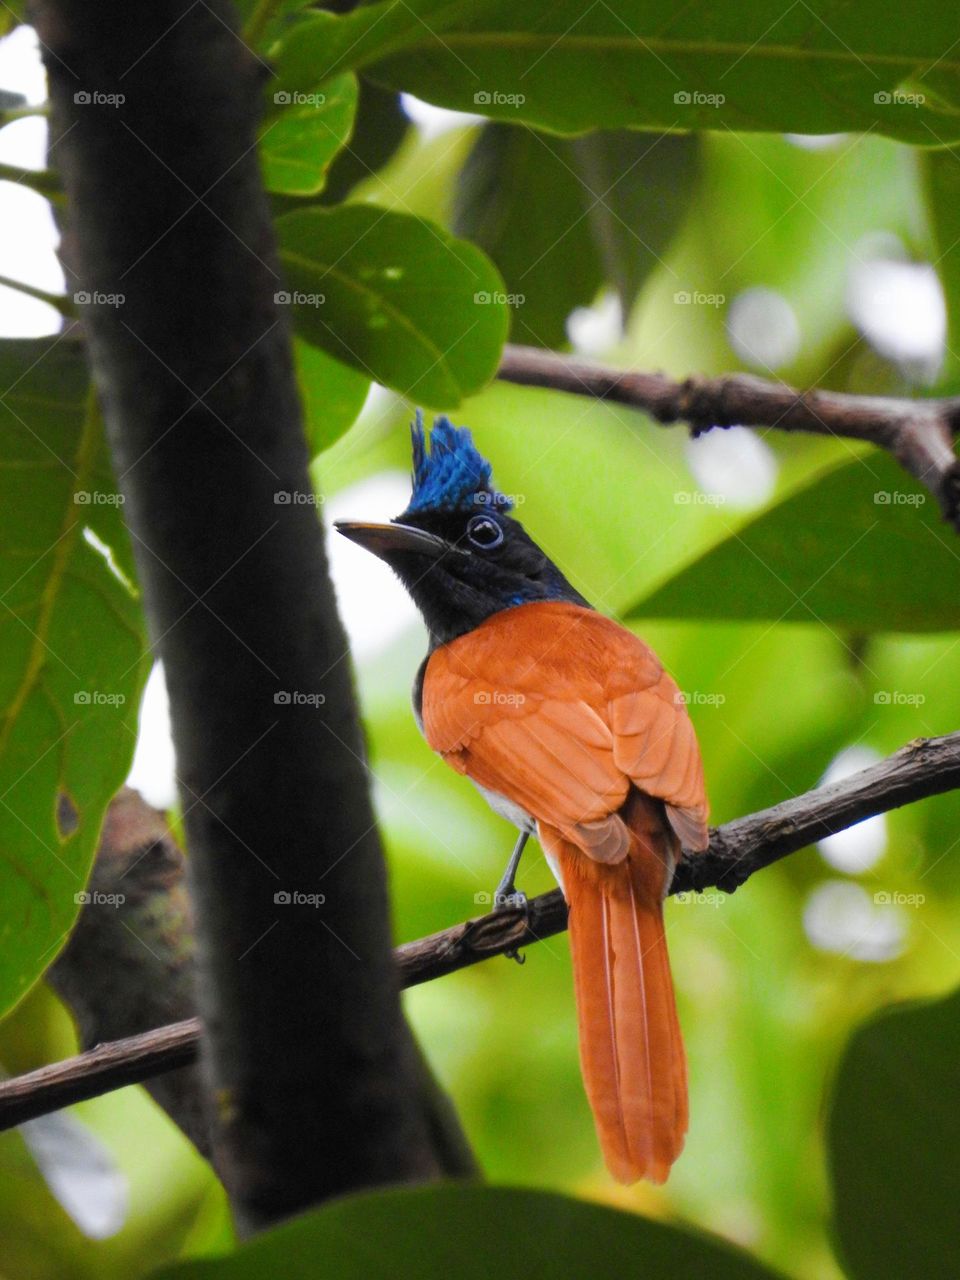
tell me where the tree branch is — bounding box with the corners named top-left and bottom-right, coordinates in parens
top-left (36, 0), bottom-right (443, 1231)
top-left (5, 730), bottom-right (959, 1132)
top-left (498, 345), bottom-right (960, 530)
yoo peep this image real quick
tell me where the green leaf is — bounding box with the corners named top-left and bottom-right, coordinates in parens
top-left (294, 338), bottom-right (369, 456)
top-left (152, 1184), bottom-right (787, 1280)
top-left (0, 338), bottom-right (148, 1019)
top-left (260, 72), bottom-right (358, 196)
top-left (828, 987), bottom-right (960, 1280)
top-left (453, 124), bottom-right (604, 348)
top-left (276, 205), bottom-right (508, 407)
top-left (631, 451), bottom-right (960, 632)
top-left (274, 2), bottom-right (960, 143)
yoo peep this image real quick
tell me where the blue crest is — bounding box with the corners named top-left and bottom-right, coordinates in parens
top-left (406, 411), bottom-right (512, 514)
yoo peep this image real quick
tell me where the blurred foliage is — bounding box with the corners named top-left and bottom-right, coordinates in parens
top-left (153, 1185), bottom-right (788, 1280)
top-left (1, 1), bottom-right (960, 1278)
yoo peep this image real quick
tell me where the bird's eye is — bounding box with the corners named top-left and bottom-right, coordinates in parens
top-left (465, 514), bottom-right (504, 549)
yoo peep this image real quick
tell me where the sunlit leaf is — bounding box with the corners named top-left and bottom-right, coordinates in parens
top-left (260, 72), bottom-right (358, 196)
top-left (276, 205), bottom-right (508, 406)
top-left (632, 452), bottom-right (960, 632)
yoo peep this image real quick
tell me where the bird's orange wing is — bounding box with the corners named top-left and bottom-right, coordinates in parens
top-left (421, 600), bottom-right (709, 852)
top-left (422, 599), bottom-right (709, 1184)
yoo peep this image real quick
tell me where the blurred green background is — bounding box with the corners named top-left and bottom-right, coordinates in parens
top-left (3, 16), bottom-right (960, 1280)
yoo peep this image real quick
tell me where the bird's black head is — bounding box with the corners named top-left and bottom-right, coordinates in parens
top-left (336, 414), bottom-right (588, 647)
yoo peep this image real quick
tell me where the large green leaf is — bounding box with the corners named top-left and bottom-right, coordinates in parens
top-left (0, 338), bottom-right (147, 1018)
top-left (631, 451), bottom-right (960, 632)
top-left (828, 987), bottom-right (960, 1280)
top-left (153, 1184), bottom-right (787, 1279)
top-left (273, 1), bottom-right (960, 143)
top-left (260, 71), bottom-right (358, 196)
top-left (276, 205), bottom-right (508, 407)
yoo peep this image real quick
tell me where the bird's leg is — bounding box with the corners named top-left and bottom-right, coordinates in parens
top-left (494, 830), bottom-right (529, 909)
top-left (493, 830), bottom-right (529, 965)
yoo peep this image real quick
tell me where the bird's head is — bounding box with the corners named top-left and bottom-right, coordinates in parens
top-left (335, 413), bottom-right (587, 646)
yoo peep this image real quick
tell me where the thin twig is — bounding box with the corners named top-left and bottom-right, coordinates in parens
top-left (498, 345), bottom-right (960, 530)
top-left (0, 272), bottom-right (73, 318)
top-left (4, 730), bottom-right (959, 1132)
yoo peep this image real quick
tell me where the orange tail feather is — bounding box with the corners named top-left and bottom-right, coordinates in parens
top-left (544, 807), bottom-right (687, 1183)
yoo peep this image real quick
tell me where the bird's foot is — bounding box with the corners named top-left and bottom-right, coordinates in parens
top-left (491, 883), bottom-right (528, 964)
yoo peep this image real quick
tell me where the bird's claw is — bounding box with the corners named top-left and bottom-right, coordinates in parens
top-left (491, 887), bottom-right (528, 963)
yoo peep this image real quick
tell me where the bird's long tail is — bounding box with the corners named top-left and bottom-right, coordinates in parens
top-left (542, 801), bottom-right (687, 1183)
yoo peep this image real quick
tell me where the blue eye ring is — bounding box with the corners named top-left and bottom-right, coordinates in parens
top-left (466, 514), bottom-right (504, 549)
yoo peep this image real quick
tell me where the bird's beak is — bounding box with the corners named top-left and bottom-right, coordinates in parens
top-left (334, 520), bottom-right (450, 561)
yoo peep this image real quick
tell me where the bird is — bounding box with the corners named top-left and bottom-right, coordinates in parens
top-left (336, 413), bottom-right (709, 1183)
